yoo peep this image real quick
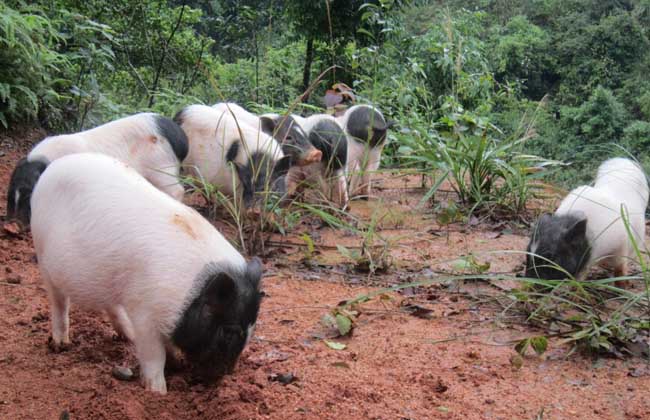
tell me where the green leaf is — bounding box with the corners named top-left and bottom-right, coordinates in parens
top-left (301, 233), bottom-right (314, 254)
top-left (335, 314), bottom-right (352, 336)
top-left (515, 338), bottom-right (529, 356)
top-left (529, 336), bottom-right (548, 355)
top-left (324, 340), bottom-right (347, 350)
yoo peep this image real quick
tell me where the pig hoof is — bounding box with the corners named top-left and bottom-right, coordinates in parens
top-left (47, 337), bottom-right (71, 353)
top-left (143, 376), bottom-right (167, 395)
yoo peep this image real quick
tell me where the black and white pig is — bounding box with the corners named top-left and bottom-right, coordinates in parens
top-left (31, 152), bottom-right (263, 394)
top-left (213, 102), bottom-right (322, 166)
top-left (336, 104), bottom-right (392, 198)
top-left (284, 113), bottom-right (349, 207)
top-left (174, 104), bottom-right (292, 208)
top-left (6, 113), bottom-right (187, 225)
top-left (526, 157), bottom-right (649, 281)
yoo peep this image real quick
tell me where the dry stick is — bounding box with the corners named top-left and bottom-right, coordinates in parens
top-left (148, 1), bottom-right (187, 107)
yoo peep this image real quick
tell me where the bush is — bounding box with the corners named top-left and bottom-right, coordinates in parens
top-left (0, 3), bottom-right (67, 127)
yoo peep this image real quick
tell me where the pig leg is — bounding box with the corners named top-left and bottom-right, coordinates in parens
top-left (330, 170), bottom-right (349, 208)
top-left (133, 323), bottom-right (167, 394)
top-left (346, 160), bottom-right (362, 198)
top-left (613, 256), bottom-right (631, 289)
top-left (47, 285), bottom-right (71, 352)
top-left (361, 147), bottom-right (383, 198)
top-left (286, 166), bottom-right (307, 197)
top-left (108, 305), bottom-right (136, 342)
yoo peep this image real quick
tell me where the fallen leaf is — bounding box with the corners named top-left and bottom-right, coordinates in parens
top-left (485, 231), bottom-right (502, 239)
top-left (324, 340), bottom-right (347, 350)
top-left (331, 361), bottom-right (350, 369)
top-left (401, 303), bottom-right (435, 319)
top-left (628, 366), bottom-right (650, 377)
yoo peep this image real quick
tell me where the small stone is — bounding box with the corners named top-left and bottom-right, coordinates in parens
top-left (2, 222), bottom-right (22, 237)
top-left (268, 372), bottom-right (298, 385)
top-left (5, 275), bottom-right (22, 284)
top-left (111, 366), bottom-right (136, 381)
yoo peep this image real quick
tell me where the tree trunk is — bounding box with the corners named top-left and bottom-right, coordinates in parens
top-left (301, 37), bottom-right (315, 98)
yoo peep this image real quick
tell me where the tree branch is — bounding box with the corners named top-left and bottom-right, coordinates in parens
top-left (148, 1), bottom-right (187, 107)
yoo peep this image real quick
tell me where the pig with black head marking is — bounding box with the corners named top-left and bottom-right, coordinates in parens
top-left (211, 102), bottom-right (322, 167)
top-left (336, 104), bottom-right (392, 198)
top-left (31, 153), bottom-right (263, 394)
top-left (526, 158), bottom-right (649, 282)
top-left (257, 111), bottom-right (324, 166)
top-left (6, 113), bottom-right (188, 226)
top-left (284, 114), bottom-right (349, 207)
top-left (175, 104), bottom-right (293, 209)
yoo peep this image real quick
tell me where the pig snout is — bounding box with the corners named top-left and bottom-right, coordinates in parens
top-left (297, 147), bottom-right (322, 166)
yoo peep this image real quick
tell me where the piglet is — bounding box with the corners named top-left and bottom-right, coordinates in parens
top-left (526, 158), bottom-right (649, 281)
top-left (336, 104), bottom-right (392, 198)
top-left (285, 114), bottom-right (349, 207)
top-left (6, 113), bottom-right (188, 226)
top-left (210, 103), bottom-right (322, 165)
top-left (175, 104), bottom-right (292, 209)
top-left (31, 153), bottom-right (263, 394)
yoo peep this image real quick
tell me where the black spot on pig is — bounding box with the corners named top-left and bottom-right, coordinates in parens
top-left (155, 115), bottom-right (189, 162)
top-left (172, 258), bottom-right (263, 382)
top-left (226, 141), bottom-right (240, 163)
top-left (525, 213), bottom-right (591, 280)
top-left (260, 115), bottom-right (310, 164)
top-left (309, 119), bottom-right (347, 173)
top-left (6, 157), bottom-right (49, 226)
top-left (345, 106), bottom-right (390, 148)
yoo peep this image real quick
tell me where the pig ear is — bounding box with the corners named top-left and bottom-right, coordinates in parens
top-left (205, 273), bottom-right (237, 312)
top-left (259, 116), bottom-right (277, 135)
top-left (273, 155), bottom-right (293, 178)
top-left (246, 257), bottom-right (263, 290)
top-left (565, 217), bottom-right (587, 242)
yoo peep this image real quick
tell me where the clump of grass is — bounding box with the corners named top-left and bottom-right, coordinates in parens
top-left (298, 201), bottom-right (395, 275)
top-left (180, 165), bottom-right (295, 255)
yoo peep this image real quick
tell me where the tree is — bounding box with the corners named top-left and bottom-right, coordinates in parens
top-left (285, 0), bottom-right (369, 94)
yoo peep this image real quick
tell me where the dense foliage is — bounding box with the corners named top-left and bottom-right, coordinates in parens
top-left (2, 0), bottom-right (649, 187)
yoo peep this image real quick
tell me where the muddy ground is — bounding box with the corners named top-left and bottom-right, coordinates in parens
top-left (1, 128), bottom-right (649, 420)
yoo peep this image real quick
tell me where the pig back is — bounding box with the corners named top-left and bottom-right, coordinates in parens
top-left (31, 153), bottom-right (244, 324)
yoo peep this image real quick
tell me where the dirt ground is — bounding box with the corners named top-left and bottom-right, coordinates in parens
top-left (1, 129), bottom-right (649, 420)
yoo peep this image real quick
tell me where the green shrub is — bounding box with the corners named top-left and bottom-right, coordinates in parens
top-left (0, 3), bottom-right (67, 127)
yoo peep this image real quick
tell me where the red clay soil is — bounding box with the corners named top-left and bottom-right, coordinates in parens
top-left (1, 129), bottom-right (649, 420)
